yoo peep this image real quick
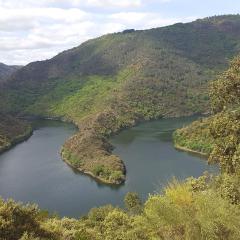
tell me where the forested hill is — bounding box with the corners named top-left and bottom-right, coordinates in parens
top-left (2, 15), bottom-right (240, 115)
top-left (1, 14), bottom-right (240, 184)
top-left (0, 63), bottom-right (21, 83)
top-left (2, 37), bottom-right (240, 240)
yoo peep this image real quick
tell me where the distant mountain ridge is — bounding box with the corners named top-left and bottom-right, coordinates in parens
top-left (1, 14), bottom-right (240, 184)
top-left (0, 63), bottom-right (22, 82)
top-left (6, 15), bottom-right (240, 86)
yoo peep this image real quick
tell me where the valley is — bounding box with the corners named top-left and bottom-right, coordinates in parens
top-left (1, 13), bottom-right (240, 240)
top-left (0, 117), bottom-right (217, 217)
top-left (1, 15), bottom-right (240, 183)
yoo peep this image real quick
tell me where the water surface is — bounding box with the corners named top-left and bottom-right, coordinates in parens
top-left (0, 117), bottom-right (217, 217)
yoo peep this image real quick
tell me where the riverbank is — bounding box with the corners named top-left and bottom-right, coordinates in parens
top-left (174, 144), bottom-right (208, 158)
top-left (0, 116), bottom-right (217, 218)
top-left (61, 147), bottom-right (125, 185)
top-left (5, 113), bottom-right (205, 186)
top-left (0, 112), bottom-right (206, 186)
top-left (0, 115), bottom-right (33, 154)
top-left (0, 127), bottom-right (33, 154)
top-left (61, 112), bottom-right (204, 185)
top-left (172, 116), bottom-right (214, 159)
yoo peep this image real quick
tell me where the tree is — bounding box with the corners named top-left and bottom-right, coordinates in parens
top-left (124, 192), bottom-right (142, 214)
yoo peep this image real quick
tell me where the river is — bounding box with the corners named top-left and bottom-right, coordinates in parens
top-left (0, 117), bottom-right (217, 217)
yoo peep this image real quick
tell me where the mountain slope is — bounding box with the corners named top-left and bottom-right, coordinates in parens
top-left (1, 15), bottom-right (240, 183)
top-left (174, 55), bottom-right (240, 174)
top-left (2, 34), bottom-right (240, 240)
top-left (0, 63), bottom-right (22, 83)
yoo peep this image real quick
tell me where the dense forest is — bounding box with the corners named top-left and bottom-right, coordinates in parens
top-left (1, 51), bottom-right (240, 240)
top-left (1, 15), bottom-right (240, 183)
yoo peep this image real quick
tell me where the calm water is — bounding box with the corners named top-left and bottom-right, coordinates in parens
top-left (0, 117), bottom-right (217, 217)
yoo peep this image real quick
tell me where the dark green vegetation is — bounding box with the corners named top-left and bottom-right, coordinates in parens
top-left (173, 116), bottom-right (214, 155)
top-left (1, 46), bottom-right (240, 240)
top-left (1, 15), bottom-right (240, 183)
top-left (0, 114), bottom-right (32, 153)
top-left (0, 63), bottom-right (21, 83)
top-left (1, 176), bottom-right (240, 240)
top-left (1, 15), bottom-right (240, 240)
top-left (174, 56), bottom-right (240, 174)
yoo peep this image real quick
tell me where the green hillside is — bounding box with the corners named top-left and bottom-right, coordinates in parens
top-left (1, 15), bottom-right (240, 183)
top-left (2, 49), bottom-right (240, 240)
top-left (174, 56), bottom-right (240, 174)
top-left (0, 114), bottom-right (32, 153)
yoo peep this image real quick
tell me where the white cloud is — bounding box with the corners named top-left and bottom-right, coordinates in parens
top-left (0, 0), bottom-right (196, 65)
top-left (82, 0), bottom-right (142, 8)
top-left (0, 0), bottom-right (143, 9)
top-left (109, 12), bottom-right (194, 29)
top-left (110, 12), bottom-right (148, 26)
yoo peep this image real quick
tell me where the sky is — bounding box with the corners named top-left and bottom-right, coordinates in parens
top-left (0, 0), bottom-right (239, 65)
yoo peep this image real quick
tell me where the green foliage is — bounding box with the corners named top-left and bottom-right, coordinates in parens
top-left (19, 232), bottom-right (41, 240)
top-left (109, 171), bottom-right (125, 183)
top-left (208, 110), bottom-right (240, 173)
top-left (0, 198), bottom-right (57, 240)
top-left (173, 117), bottom-right (214, 155)
top-left (124, 192), bottom-right (142, 214)
top-left (169, 55), bottom-right (240, 239)
top-left (92, 165), bottom-right (109, 177)
top-left (174, 56), bottom-right (240, 174)
top-left (210, 56), bottom-right (240, 112)
top-left (214, 173), bottom-right (240, 204)
top-left (62, 150), bottom-right (82, 168)
top-left (187, 172), bottom-right (211, 192)
top-left (1, 177), bottom-right (240, 240)
top-left (24, 72), bottom-right (131, 122)
top-left (87, 205), bottom-right (115, 225)
top-left (141, 181), bottom-right (240, 240)
top-left (206, 56), bottom-right (240, 173)
top-left (91, 165), bottom-right (124, 183)
top-left (172, 55), bottom-right (240, 228)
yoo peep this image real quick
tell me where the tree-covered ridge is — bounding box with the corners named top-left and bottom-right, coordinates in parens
top-left (1, 15), bottom-right (240, 183)
top-left (174, 56), bottom-right (240, 174)
top-left (0, 114), bottom-right (32, 153)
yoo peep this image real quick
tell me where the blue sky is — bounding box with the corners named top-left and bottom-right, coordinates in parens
top-left (0, 0), bottom-right (239, 65)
